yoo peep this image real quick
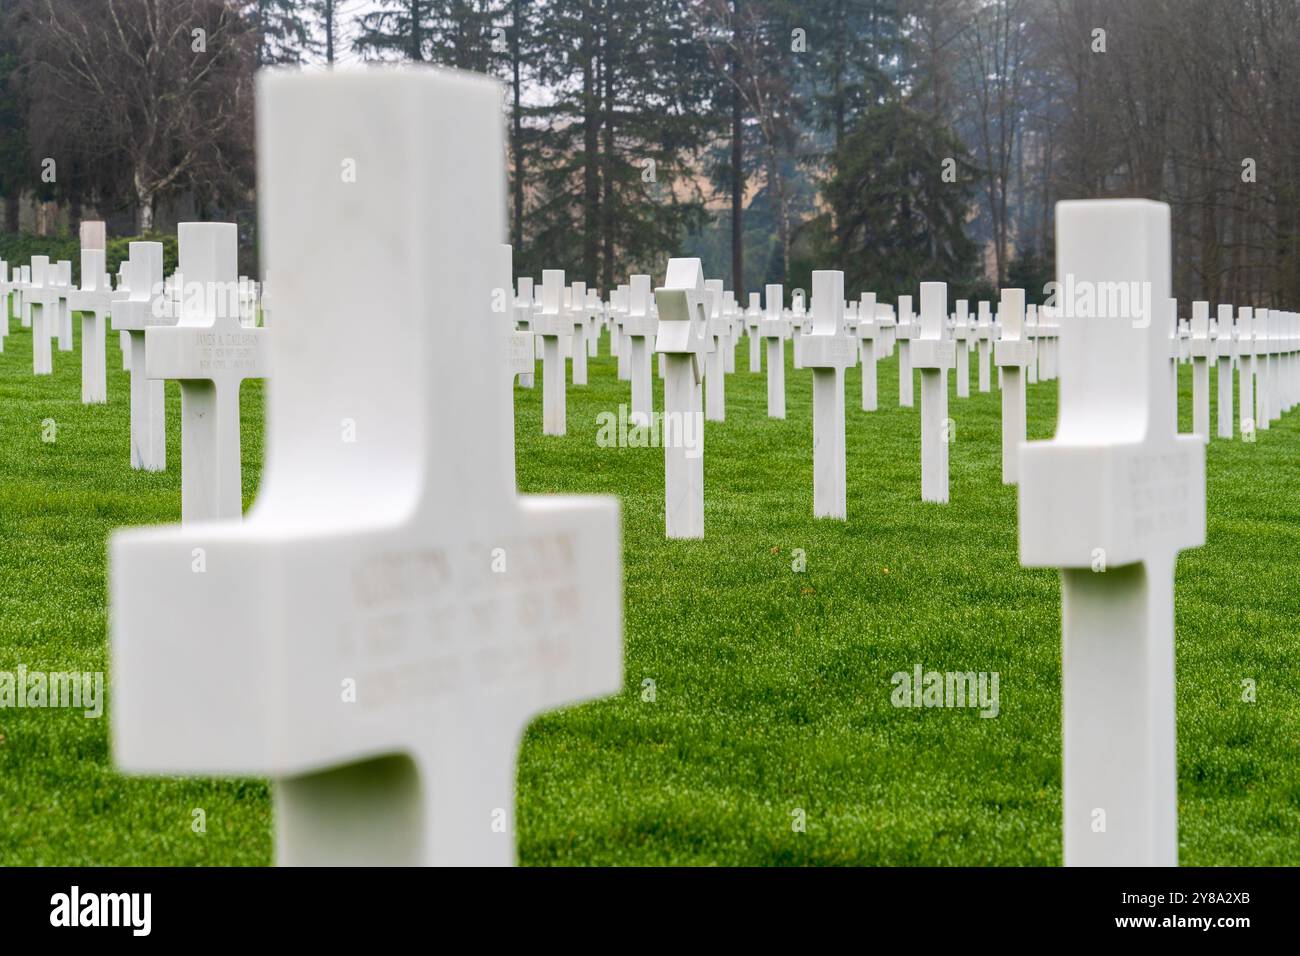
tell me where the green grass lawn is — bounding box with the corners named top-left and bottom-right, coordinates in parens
top-left (1, 303), bottom-right (1298, 866)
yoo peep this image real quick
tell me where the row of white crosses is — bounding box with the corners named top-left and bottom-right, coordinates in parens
top-left (1184, 301), bottom-right (1299, 442)
top-left (112, 65), bottom-right (622, 866)
top-left (0, 217), bottom-right (270, 524)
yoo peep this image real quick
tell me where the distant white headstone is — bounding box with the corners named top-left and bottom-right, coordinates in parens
top-left (912, 282), bottom-right (955, 502)
top-left (1255, 308), bottom-right (1271, 431)
top-left (534, 269), bottom-right (570, 436)
top-left (67, 246), bottom-right (112, 403)
top-left (29, 256), bottom-right (54, 375)
top-left (703, 279), bottom-right (727, 422)
top-left (567, 281), bottom-right (589, 386)
top-left (976, 301), bottom-right (992, 391)
top-left (896, 294), bottom-right (915, 407)
top-left (856, 292), bottom-right (878, 412)
top-left (954, 299), bottom-right (971, 398)
top-left (759, 284), bottom-right (787, 419)
top-left (1237, 306), bottom-right (1255, 439)
top-left (1189, 301), bottom-right (1211, 440)
top-left (745, 292), bottom-right (762, 373)
top-left (0, 260), bottom-right (11, 346)
top-left (994, 288), bottom-right (1031, 484)
top-left (52, 260), bottom-right (74, 351)
top-left (624, 275), bottom-right (656, 425)
top-left (1214, 304), bottom-right (1234, 439)
top-left (803, 272), bottom-right (856, 518)
top-left (513, 276), bottom-right (535, 388)
top-left (111, 242), bottom-right (169, 471)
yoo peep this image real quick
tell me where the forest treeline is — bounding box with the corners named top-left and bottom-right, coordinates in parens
top-left (1, 0), bottom-right (1297, 306)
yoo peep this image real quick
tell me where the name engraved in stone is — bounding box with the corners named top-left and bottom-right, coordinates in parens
top-left (1124, 449), bottom-right (1194, 536)
top-left (347, 532), bottom-right (585, 709)
top-left (191, 332), bottom-right (262, 372)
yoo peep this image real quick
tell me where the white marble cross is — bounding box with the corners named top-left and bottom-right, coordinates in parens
top-left (1237, 306), bottom-right (1255, 439)
top-left (113, 263), bottom-right (132, 369)
top-left (856, 292), bottom-right (878, 411)
top-left (745, 292), bottom-right (762, 372)
top-left (1019, 199), bottom-right (1205, 867)
top-left (28, 256), bottom-right (54, 375)
top-left (704, 279), bottom-right (728, 422)
top-left (1214, 304), bottom-right (1234, 439)
top-left (500, 245), bottom-right (535, 485)
top-left (52, 260), bottom-right (74, 352)
top-left (1040, 306), bottom-right (1060, 380)
top-left (613, 283), bottom-right (630, 380)
top-left (790, 288), bottom-right (807, 369)
top-left (1255, 308), bottom-right (1272, 431)
top-left (803, 271), bottom-right (856, 518)
top-left (1285, 311), bottom-right (1296, 418)
top-left (17, 263), bottom-right (32, 328)
top-left (896, 294), bottom-right (915, 407)
top-left (111, 66), bottom-right (622, 867)
top-left (111, 242), bottom-right (169, 471)
top-left (654, 258), bottom-right (709, 539)
top-left (723, 291), bottom-right (739, 373)
top-left (567, 281), bottom-right (588, 386)
top-left (876, 303), bottom-right (896, 359)
top-left (994, 288), bottom-right (1031, 484)
top-left (503, 255), bottom-right (536, 377)
top-left (67, 222), bottom-right (111, 403)
top-left (533, 269), bottom-right (570, 436)
top-left (976, 301), bottom-right (993, 392)
top-left (0, 260), bottom-right (10, 346)
top-left (144, 223), bottom-right (270, 522)
top-left (624, 275), bottom-right (656, 425)
top-left (954, 299), bottom-right (971, 398)
top-left (1166, 299), bottom-right (1180, 431)
top-left (1189, 301), bottom-right (1211, 440)
top-left (1025, 303), bottom-right (1039, 385)
top-left (513, 276), bottom-right (535, 388)
top-left (912, 282), bottom-right (955, 503)
top-left (585, 288), bottom-right (601, 358)
top-left (760, 284), bottom-right (788, 419)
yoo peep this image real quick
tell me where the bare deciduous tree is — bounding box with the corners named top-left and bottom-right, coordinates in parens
top-left (12, 0), bottom-right (255, 232)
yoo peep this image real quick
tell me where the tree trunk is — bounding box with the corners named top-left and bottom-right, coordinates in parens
top-left (325, 0), bottom-right (335, 63)
top-left (69, 192), bottom-right (82, 240)
top-left (410, 0), bottom-right (422, 61)
top-left (599, 4), bottom-right (615, 292)
top-left (764, 141), bottom-right (790, 283)
top-left (510, 0), bottom-right (524, 253)
top-left (135, 166), bottom-right (155, 234)
top-left (581, 1), bottom-right (600, 284)
top-left (730, 0), bottom-right (743, 294)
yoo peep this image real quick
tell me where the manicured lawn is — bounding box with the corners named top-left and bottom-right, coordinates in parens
top-left (2, 303), bottom-right (1297, 865)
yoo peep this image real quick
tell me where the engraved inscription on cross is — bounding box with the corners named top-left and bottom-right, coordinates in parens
top-left (145, 223), bottom-right (270, 522)
top-left (1018, 199), bottom-right (1206, 867)
top-left (111, 68), bottom-right (623, 867)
